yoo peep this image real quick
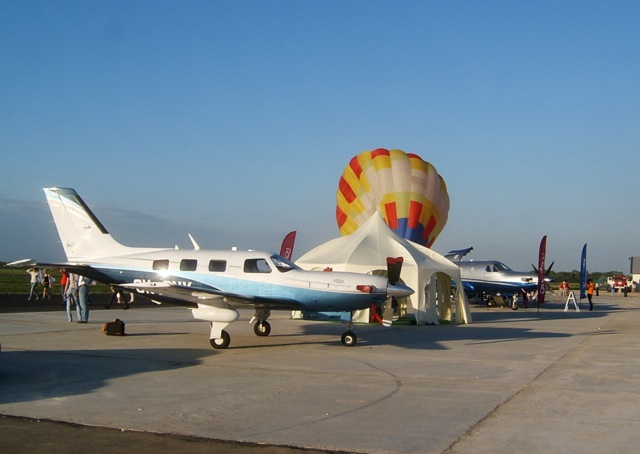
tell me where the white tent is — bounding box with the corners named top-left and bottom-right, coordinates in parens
top-left (296, 214), bottom-right (471, 324)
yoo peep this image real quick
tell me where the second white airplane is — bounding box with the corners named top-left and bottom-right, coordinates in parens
top-left (41, 187), bottom-right (413, 349)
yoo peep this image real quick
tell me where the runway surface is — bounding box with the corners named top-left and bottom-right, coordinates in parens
top-left (1, 292), bottom-right (639, 453)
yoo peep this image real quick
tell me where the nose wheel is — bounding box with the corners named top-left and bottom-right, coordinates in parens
top-left (341, 330), bottom-right (357, 346)
top-left (341, 311), bottom-right (358, 346)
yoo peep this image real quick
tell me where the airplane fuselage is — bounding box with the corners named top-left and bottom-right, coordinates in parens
top-left (76, 248), bottom-right (392, 313)
top-left (456, 260), bottom-right (538, 296)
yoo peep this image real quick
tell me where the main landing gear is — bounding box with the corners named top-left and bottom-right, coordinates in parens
top-left (209, 311), bottom-right (360, 349)
top-left (510, 294), bottom-right (519, 310)
top-left (210, 320), bottom-right (272, 350)
top-left (485, 294), bottom-right (520, 311)
top-left (210, 330), bottom-right (230, 349)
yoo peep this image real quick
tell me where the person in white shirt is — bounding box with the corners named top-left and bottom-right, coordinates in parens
top-left (27, 267), bottom-right (39, 300)
top-left (65, 273), bottom-right (79, 322)
top-left (76, 275), bottom-right (92, 323)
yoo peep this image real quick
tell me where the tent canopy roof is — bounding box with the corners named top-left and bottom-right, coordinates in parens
top-left (296, 214), bottom-right (460, 278)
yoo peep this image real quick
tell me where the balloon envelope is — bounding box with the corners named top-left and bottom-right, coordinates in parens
top-left (336, 148), bottom-right (449, 248)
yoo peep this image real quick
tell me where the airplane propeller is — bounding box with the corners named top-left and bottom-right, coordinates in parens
top-left (532, 261), bottom-right (555, 276)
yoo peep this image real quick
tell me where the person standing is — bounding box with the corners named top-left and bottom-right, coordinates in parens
top-left (105, 285), bottom-right (118, 309)
top-left (59, 269), bottom-right (69, 300)
top-left (27, 267), bottom-right (39, 300)
top-left (65, 272), bottom-right (79, 322)
top-left (105, 286), bottom-right (130, 310)
top-left (77, 275), bottom-right (92, 323)
top-left (41, 270), bottom-right (52, 301)
top-left (587, 278), bottom-right (595, 311)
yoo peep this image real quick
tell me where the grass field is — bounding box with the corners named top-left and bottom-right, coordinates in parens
top-left (0, 266), bottom-right (110, 294)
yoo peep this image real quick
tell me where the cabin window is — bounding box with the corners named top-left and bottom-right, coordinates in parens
top-left (153, 259), bottom-right (169, 270)
top-left (209, 260), bottom-right (227, 272)
top-left (486, 265), bottom-right (492, 272)
top-left (180, 259), bottom-right (197, 271)
top-left (244, 258), bottom-right (272, 273)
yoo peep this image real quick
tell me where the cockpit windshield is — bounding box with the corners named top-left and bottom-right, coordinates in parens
top-left (492, 262), bottom-right (511, 272)
top-left (270, 254), bottom-right (301, 273)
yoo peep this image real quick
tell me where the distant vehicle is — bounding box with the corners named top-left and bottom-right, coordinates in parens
top-left (30, 187), bottom-right (413, 349)
top-left (445, 247), bottom-right (550, 310)
top-left (607, 275), bottom-right (632, 292)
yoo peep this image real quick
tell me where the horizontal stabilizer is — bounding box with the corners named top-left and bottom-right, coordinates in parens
top-left (5, 258), bottom-right (34, 267)
top-left (445, 247), bottom-right (473, 261)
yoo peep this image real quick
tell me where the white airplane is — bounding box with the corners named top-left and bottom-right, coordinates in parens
top-left (445, 247), bottom-right (552, 309)
top-left (38, 187), bottom-right (413, 349)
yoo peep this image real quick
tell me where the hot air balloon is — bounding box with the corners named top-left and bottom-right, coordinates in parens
top-left (336, 148), bottom-right (449, 248)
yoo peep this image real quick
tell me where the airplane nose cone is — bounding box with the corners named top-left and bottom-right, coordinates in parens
top-left (387, 282), bottom-right (414, 298)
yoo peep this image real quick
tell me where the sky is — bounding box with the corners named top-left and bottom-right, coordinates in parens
top-left (1, 0), bottom-right (639, 273)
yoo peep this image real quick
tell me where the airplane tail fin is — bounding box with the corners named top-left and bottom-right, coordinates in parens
top-left (279, 231), bottom-right (297, 260)
top-left (44, 187), bottom-right (130, 261)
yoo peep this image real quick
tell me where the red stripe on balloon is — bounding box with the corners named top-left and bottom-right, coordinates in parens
top-left (422, 215), bottom-right (437, 242)
top-left (338, 176), bottom-right (357, 204)
top-left (349, 156), bottom-right (363, 178)
top-left (336, 207), bottom-right (348, 228)
top-left (408, 201), bottom-right (422, 228)
top-left (385, 202), bottom-right (398, 229)
top-left (371, 148), bottom-right (390, 159)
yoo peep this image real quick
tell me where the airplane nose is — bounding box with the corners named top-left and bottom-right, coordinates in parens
top-left (387, 282), bottom-right (414, 298)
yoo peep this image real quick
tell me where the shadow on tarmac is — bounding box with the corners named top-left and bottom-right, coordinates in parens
top-left (0, 348), bottom-right (208, 405)
top-left (0, 414), bottom-right (338, 454)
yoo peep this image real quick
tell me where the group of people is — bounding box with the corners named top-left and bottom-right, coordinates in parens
top-left (26, 267), bottom-right (54, 301)
top-left (27, 268), bottom-right (132, 323)
top-left (59, 269), bottom-right (93, 323)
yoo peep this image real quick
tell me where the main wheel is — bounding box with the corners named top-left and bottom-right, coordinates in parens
top-left (210, 330), bottom-right (231, 349)
top-left (341, 330), bottom-right (357, 347)
top-left (253, 320), bottom-right (271, 337)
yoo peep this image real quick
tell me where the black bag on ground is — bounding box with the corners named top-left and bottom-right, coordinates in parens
top-left (102, 319), bottom-right (125, 336)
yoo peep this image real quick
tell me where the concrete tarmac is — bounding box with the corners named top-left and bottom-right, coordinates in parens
top-left (1, 292), bottom-right (639, 453)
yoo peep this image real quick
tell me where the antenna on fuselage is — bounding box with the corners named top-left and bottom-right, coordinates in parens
top-left (188, 233), bottom-right (201, 251)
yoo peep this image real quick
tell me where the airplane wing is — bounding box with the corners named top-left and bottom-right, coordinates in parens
top-left (18, 261), bottom-right (304, 310)
top-left (123, 281), bottom-right (304, 310)
top-left (451, 279), bottom-right (477, 293)
top-left (24, 262), bottom-right (119, 283)
top-left (7, 260), bottom-right (110, 282)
